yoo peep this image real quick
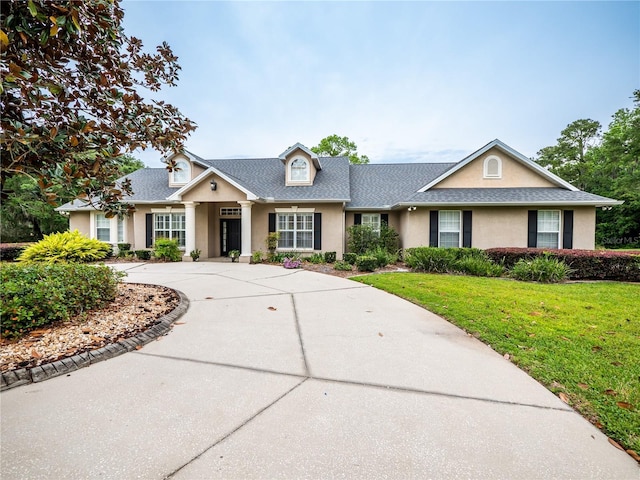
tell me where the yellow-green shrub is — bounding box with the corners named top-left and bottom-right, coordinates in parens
top-left (17, 230), bottom-right (111, 263)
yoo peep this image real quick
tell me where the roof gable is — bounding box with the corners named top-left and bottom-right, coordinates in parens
top-left (418, 139), bottom-right (578, 192)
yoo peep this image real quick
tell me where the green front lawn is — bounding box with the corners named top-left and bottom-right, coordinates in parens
top-left (353, 273), bottom-right (640, 453)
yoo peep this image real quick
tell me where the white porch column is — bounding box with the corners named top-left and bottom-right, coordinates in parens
top-left (183, 201), bottom-right (199, 260)
top-left (238, 200), bottom-right (253, 262)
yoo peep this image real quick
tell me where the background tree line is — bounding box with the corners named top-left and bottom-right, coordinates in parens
top-left (536, 90), bottom-right (640, 248)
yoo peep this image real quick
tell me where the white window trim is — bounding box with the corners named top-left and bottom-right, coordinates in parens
top-left (439, 210), bottom-right (462, 248)
top-left (170, 160), bottom-right (191, 186)
top-left (153, 211), bottom-right (187, 249)
top-left (361, 213), bottom-right (381, 235)
top-left (536, 210), bottom-right (561, 249)
top-left (276, 211), bottom-right (315, 251)
top-left (220, 207), bottom-right (242, 217)
top-left (287, 156), bottom-right (311, 185)
top-left (483, 155), bottom-right (502, 179)
top-left (90, 212), bottom-right (126, 244)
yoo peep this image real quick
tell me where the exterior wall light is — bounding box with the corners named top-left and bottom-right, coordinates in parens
top-left (210, 180), bottom-right (217, 191)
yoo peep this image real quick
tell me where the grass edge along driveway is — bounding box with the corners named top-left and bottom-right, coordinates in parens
top-left (353, 273), bottom-right (640, 455)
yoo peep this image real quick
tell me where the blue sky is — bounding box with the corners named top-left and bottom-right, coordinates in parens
top-left (121, 1), bottom-right (639, 168)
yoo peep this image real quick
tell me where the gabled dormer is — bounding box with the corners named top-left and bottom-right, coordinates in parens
top-left (279, 143), bottom-right (322, 186)
top-left (164, 151), bottom-right (206, 188)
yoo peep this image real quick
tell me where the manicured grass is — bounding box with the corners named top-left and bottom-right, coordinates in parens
top-left (353, 273), bottom-right (640, 453)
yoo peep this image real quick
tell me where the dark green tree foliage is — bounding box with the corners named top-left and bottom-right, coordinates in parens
top-left (0, 0), bottom-right (196, 217)
top-left (536, 91), bottom-right (640, 247)
top-left (0, 153), bottom-right (145, 242)
top-left (311, 134), bottom-right (370, 164)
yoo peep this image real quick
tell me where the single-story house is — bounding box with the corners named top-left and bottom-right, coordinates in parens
top-left (58, 139), bottom-right (621, 261)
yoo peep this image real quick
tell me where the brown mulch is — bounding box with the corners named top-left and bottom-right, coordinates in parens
top-left (0, 283), bottom-right (179, 373)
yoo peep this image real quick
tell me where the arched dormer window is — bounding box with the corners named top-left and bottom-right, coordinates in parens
top-left (172, 160), bottom-right (190, 184)
top-left (483, 155), bottom-right (502, 179)
top-left (289, 157), bottom-right (310, 183)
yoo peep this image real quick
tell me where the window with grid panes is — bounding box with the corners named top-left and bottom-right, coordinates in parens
top-left (277, 213), bottom-right (313, 249)
top-left (537, 210), bottom-right (560, 248)
top-left (154, 213), bottom-right (186, 248)
top-left (439, 210), bottom-right (461, 248)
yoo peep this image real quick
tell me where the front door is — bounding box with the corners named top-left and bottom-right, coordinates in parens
top-left (220, 219), bottom-right (241, 256)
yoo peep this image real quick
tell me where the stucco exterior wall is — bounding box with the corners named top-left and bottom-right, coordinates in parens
top-left (435, 147), bottom-right (556, 189)
top-left (471, 207), bottom-right (530, 249)
top-left (69, 212), bottom-right (90, 235)
top-left (181, 174), bottom-right (246, 203)
top-left (397, 209), bottom-right (431, 248)
top-left (572, 207), bottom-right (596, 250)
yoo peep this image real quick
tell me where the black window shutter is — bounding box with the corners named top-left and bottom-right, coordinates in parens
top-left (314, 213), bottom-right (322, 250)
top-left (381, 213), bottom-right (389, 226)
top-left (462, 210), bottom-right (472, 248)
top-left (354, 213), bottom-right (362, 225)
top-left (268, 213), bottom-right (276, 233)
top-left (429, 211), bottom-right (439, 247)
top-left (145, 213), bottom-right (153, 248)
top-left (563, 210), bottom-right (574, 249)
top-left (528, 211), bottom-right (538, 248)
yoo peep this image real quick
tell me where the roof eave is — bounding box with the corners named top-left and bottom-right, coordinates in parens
top-left (393, 200), bottom-right (624, 208)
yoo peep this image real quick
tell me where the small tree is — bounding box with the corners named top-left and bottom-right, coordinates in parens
top-left (311, 135), bottom-right (370, 164)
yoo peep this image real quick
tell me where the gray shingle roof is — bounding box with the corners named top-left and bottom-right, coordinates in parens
top-left (57, 168), bottom-right (179, 210)
top-left (57, 143), bottom-right (620, 211)
top-left (405, 188), bottom-right (617, 206)
top-left (204, 157), bottom-right (351, 201)
top-left (347, 163), bottom-right (456, 208)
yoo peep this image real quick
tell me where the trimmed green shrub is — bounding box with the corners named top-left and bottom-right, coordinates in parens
top-left (268, 252), bottom-right (286, 263)
top-left (0, 263), bottom-right (125, 339)
top-left (251, 251), bottom-right (264, 264)
top-left (308, 252), bottom-right (325, 264)
top-left (367, 246), bottom-right (397, 268)
top-left (153, 238), bottom-right (182, 262)
top-left (17, 230), bottom-right (111, 264)
top-left (347, 224), bottom-right (400, 256)
top-left (455, 256), bottom-right (504, 277)
top-left (334, 260), bottom-right (353, 271)
top-left (135, 250), bottom-right (152, 260)
top-left (324, 251), bottom-right (337, 263)
top-left (117, 243), bottom-right (131, 252)
top-left (356, 255), bottom-right (378, 272)
top-left (0, 243), bottom-right (31, 262)
top-left (404, 247), bottom-right (459, 273)
top-left (486, 248), bottom-right (640, 282)
top-left (347, 225), bottom-right (378, 255)
top-left (510, 255), bottom-right (572, 283)
top-left (404, 247), bottom-right (498, 275)
top-left (343, 252), bottom-right (357, 264)
top-left (379, 224), bottom-right (400, 255)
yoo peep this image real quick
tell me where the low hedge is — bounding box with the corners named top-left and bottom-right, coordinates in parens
top-left (0, 243), bottom-right (31, 262)
top-left (485, 248), bottom-right (640, 282)
top-left (0, 263), bottom-right (125, 339)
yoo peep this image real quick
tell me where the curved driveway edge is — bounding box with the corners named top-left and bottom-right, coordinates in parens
top-left (0, 287), bottom-right (189, 391)
top-left (1, 262), bottom-right (637, 479)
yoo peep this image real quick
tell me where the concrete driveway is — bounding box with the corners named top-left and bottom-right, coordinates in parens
top-left (1, 262), bottom-right (637, 479)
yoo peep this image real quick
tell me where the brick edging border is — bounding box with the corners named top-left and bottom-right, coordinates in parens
top-left (0, 287), bottom-right (190, 392)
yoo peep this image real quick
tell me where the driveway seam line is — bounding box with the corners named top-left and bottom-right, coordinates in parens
top-left (164, 378), bottom-right (309, 479)
top-left (134, 352), bottom-right (307, 379)
top-left (133, 352), bottom-right (569, 414)
top-left (290, 294), bottom-right (311, 377)
top-left (313, 376), bottom-right (572, 412)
